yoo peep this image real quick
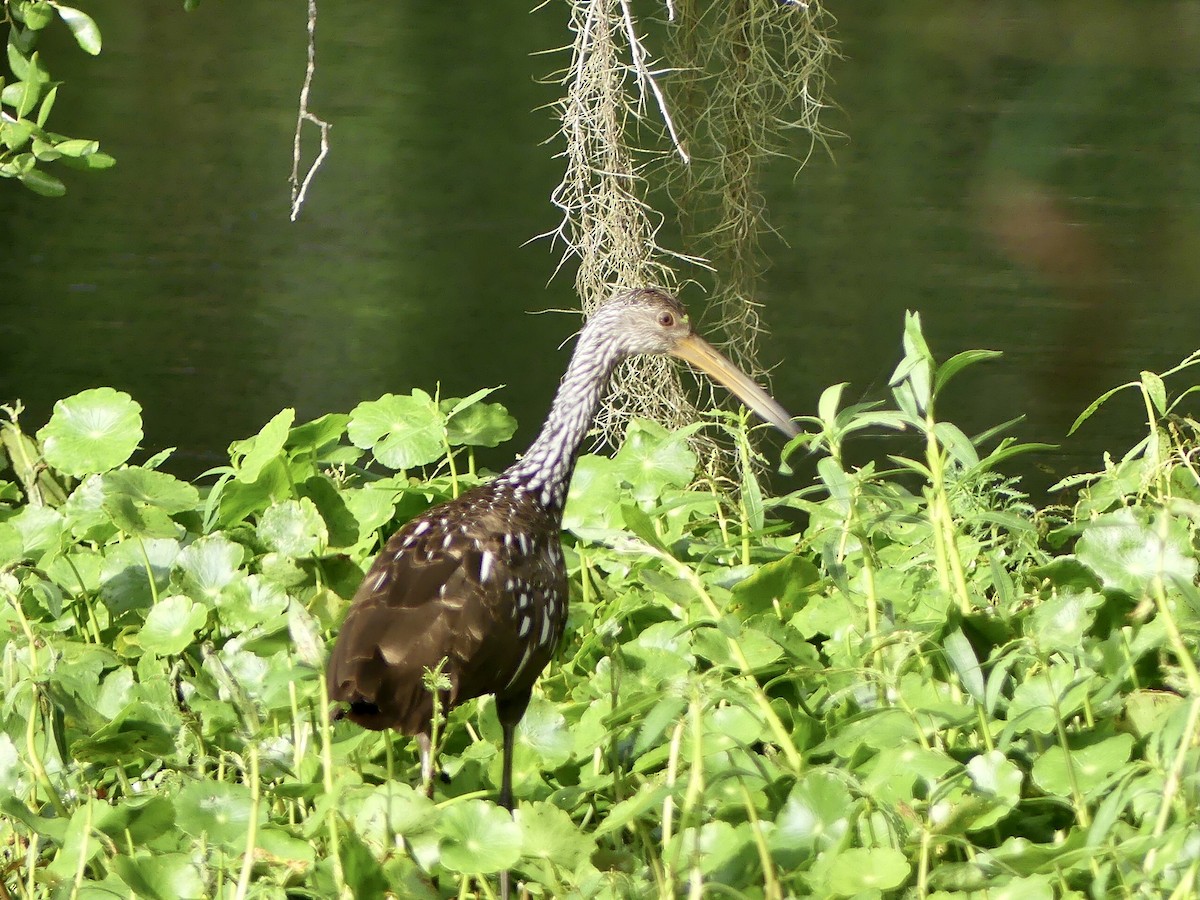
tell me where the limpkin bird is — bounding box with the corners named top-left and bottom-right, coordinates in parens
top-left (326, 288), bottom-right (798, 887)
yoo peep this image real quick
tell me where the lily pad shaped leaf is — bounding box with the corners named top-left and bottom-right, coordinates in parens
top-left (138, 594), bottom-right (207, 656)
top-left (827, 847), bottom-right (911, 895)
top-left (348, 392), bottom-right (444, 470)
top-left (258, 497), bottom-right (327, 558)
top-left (38, 388), bottom-right (143, 476)
top-left (437, 799), bottom-right (521, 874)
top-left (1076, 507), bottom-right (1197, 597)
top-left (175, 780), bottom-right (262, 850)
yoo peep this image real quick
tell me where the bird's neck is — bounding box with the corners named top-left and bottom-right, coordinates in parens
top-left (501, 327), bottom-right (620, 507)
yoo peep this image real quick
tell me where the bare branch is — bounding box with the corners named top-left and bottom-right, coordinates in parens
top-left (289, 0), bottom-right (331, 222)
top-left (618, 0), bottom-right (689, 163)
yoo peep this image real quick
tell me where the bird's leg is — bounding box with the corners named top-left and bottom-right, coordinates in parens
top-left (499, 716), bottom-right (517, 811)
top-left (417, 732), bottom-right (434, 799)
top-left (494, 692), bottom-right (531, 900)
top-left (494, 691), bottom-right (530, 810)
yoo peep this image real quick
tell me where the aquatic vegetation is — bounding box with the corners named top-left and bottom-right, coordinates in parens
top-left (2, 316), bottom-right (1198, 898)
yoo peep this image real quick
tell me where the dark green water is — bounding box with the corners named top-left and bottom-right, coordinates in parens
top-left (3, 2), bottom-right (1199, 496)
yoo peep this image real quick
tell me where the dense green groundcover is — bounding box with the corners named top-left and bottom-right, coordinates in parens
top-left (2, 316), bottom-right (1199, 899)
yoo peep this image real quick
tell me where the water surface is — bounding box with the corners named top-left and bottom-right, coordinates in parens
top-left (3, 1), bottom-right (1198, 496)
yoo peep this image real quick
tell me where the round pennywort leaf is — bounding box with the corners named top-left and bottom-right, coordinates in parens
top-left (39, 388), bottom-right (143, 476)
top-left (258, 498), bottom-right (327, 557)
top-left (138, 594), bottom-right (207, 656)
top-left (827, 847), bottom-right (911, 894)
top-left (175, 780), bottom-right (262, 850)
top-left (348, 392), bottom-right (444, 470)
top-left (437, 800), bottom-right (521, 874)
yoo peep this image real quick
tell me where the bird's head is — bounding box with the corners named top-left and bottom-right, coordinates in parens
top-left (590, 288), bottom-right (800, 438)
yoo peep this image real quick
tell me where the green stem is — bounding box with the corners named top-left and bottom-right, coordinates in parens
top-left (657, 550), bottom-right (802, 771)
top-left (317, 676), bottom-right (346, 894)
top-left (1144, 695), bottom-right (1200, 875)
top-left (234, 744), bottom-right (260, 900)
top-left (135, 536), bottom-right (160, 606)
top-left (1047, 668), bottom-right (1090, 829)
top-left (924, 416), bottom-right (972, 614)
top-left (1151, 571), bottom-right (1200, 695)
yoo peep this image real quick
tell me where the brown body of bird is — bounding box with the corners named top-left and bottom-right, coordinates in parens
top-left (325, 288), bottom-right (798, 895)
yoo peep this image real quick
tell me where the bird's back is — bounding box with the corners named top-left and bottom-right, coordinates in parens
top-left (326, 479), bottom-right (569, 734)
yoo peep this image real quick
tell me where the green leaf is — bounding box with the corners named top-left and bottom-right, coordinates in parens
top-left (1032, 733), bottom-right (1134, 797)
top-left (36, 83), bottom-right (57, 127)
top-left (1024, 588), bottom-right (1103, 653)
top-left (52, 138), bottom-right (98, 157)
top-left (348, 392), bottom-right (445, 470)
top-left (352, 783), bottom-right (437, 849)
top-left (174, 533), bottom-right (244, 604)
top-left (110, 853), bottom-right (204, 900)
top-left (1006, 664), bottom-right (1095, 736)
top-left (286, 412), bottom-right (349, 456)
top-left (338, 828), bottom-right (389, 900)
top-left (0, 522), bottom-right (22, 566)
top-left (56, 5), bottom-right (103, 55)
top-left (71, 701), bottom-right (176, 764)
top-left (594, 783), bottom-right (671, 837)
top-left (231, 408), bottom-right (294, 483)
top-left (1140, 370), bottom-right (1167, 415)
top-left (563, 455), bottom-right (622, 534)
top-left (20, 2), bottom-right (56, 30)
top-left (19, 166), bottom-right (66, 196)
top-left (934, 349), bottom-right (1003, 397)
top-left (1076, 508), bottom-right (1197, 597)
top-left (771, 769), bottom-right (851, 860)
top-left (817, 382), bottom-right (847, 425)
top-left (0, 734), bottom-right (20, 794)
top-left (1068, 382), bottom-right (1135, 435)
top-left (256, 827), bottom-right (317, 865)
top-left (102, 467), bottom-right (198, 537)
top-left (174, 780), bottom-right (262, 850)
top-left (437, 800), bottom-right (521, 874)
top-left (104, 467), bottom-right (199, 513)
top-left (38, 388), bottom-right (143, 475)
top-left (258, 497), bottom-right (327, 557)
top-left (934, 421), bottom-right (979, 468)
top-left (943, 626), bottom-right (985, 703)
top-left (826, 847), bottom-right (911, 894)
top-left (138, 594), bottom-right (207, 655)
top-left (68, 149), bottom-right (114, 170)
top-left (517, 696), bottom-right (572, 767)
top-left (965, 750), bottom-right (1023, 808)
top-left (613, 419), bottom-right (697, 504)
top-left (633, 694), bottom-right (686, 756)
top-left (443, 396), bottom-right (517, 448)
top-left (0, 117), bottom-right (34, 150)
top-left (516, 801), bottom-right (594, 868)
top-left (730, 554), bottom-right (818, 618)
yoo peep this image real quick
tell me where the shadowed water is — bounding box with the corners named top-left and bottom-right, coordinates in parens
top-left (2, 1), bottom-right (1198, 496)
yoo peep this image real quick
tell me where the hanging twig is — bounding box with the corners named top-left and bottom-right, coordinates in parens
top-left (289, 0), bottom-right (331, 221)
top-left (618, 0), bottom-right (689, 163)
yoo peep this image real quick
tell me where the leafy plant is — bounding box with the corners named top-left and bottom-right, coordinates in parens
top-left (2, 316), bottom-right (1199, 898)
top-left (1, 1), bottom-right (202, 195)
top-left (0, 0), bottom-right (113, 194)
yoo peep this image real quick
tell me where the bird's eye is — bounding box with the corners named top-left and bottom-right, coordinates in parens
top-left (658, 311), bottom-right (675, 328)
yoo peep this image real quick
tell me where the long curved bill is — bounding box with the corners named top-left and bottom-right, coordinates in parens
top-left (671, 334), bottom-right (800, 438)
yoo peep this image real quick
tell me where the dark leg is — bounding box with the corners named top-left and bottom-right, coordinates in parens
top-left (494, 691), bottom-right (531, 810)
top-left (493, 692), bottom-right (531, 900)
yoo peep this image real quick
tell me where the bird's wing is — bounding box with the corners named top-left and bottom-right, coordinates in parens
top-left (325, 487), bottom-right (550, 733)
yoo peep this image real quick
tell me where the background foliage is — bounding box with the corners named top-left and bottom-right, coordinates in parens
top-left (3, 317), bottom-right (1198, 898)
top-left (0, 0), bottom-right (113, 195)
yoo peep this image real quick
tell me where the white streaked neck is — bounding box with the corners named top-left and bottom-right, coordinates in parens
top-left (502, 325), bottom-right (621, 501)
